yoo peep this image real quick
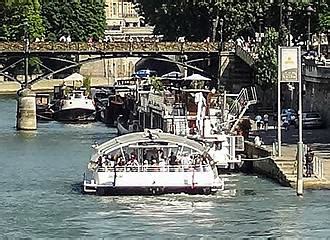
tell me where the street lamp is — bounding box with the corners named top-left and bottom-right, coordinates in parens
top-left (258, 8), bottom-right (263, 43)
top-left (217, 18), bottom-right (224, 91)
top-left (286, 5), bottom-right (292, 46)
top-left (23, 21), bottom-right (29, 89)
top-left (219, 18), bottom-right (224, 49)
top-left (212, 18), bottom-right (217, 42)
top-left (306, 5), bottom-right (314, 51)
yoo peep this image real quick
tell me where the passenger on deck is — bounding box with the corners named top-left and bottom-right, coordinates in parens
top-left (97, 156), bottom-right (103, 167)
top-left (169, 152), bottom-right (177, 165)
top-left (158, 149), bottom-right (165, 162)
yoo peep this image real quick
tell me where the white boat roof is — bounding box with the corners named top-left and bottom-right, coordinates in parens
top-left (95, 129), bottom-right (206, 155)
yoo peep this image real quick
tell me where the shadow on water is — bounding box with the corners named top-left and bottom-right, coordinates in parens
top-left (242, 189), bottom-right (257, 196)
top-left (71, 182), bottom-right (83, 195)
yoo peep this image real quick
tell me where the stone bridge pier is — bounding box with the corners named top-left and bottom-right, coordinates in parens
top-left (16, 88), bottom-right (37, 130)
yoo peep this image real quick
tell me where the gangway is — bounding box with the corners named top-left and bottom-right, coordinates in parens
top-left (227, 87), bottom-right (257, 133)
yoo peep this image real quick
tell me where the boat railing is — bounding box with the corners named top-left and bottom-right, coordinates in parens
top-left (96, 164), bottom-right (212, 173)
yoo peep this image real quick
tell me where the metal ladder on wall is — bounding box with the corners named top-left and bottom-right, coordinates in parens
top-left (227, 87), bottom-right (257, 133)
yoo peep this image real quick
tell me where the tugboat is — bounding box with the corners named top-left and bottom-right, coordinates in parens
top-left (52, 89), bottom-right (96, 122)
top-left (82, 129), bottom-right (224, 195)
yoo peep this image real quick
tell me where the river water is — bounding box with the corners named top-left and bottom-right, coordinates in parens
top-left (0, 96), bottom-right (330, 238)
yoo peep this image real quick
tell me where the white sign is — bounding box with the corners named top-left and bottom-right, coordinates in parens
top-left (279, 47), bottom-right (301, 83)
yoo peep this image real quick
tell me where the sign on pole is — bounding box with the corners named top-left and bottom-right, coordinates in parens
top-left (279, 47), bottom-right (300, 83)
top-left (278, 46), bottom-right (304, 196)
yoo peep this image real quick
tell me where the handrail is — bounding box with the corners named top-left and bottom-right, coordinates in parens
top-left (313, 156), bottom-right (324, 179)
top-left (0, 41), bottom-right (220, 53)
top-left (0, 41), bottom-right (238, 54)
top-left (235, 45), bottom-right (256, 67)
top-left (96, 164), bottom-right (212, 173)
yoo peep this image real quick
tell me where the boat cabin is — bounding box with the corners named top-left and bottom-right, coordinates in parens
top-left (83, 129), bottom-right (224, 195)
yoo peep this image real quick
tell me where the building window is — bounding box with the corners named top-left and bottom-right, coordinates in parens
top-left (113, 3), bottom-right (117, 16)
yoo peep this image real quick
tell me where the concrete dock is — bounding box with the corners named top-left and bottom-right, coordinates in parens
top-left (245, 125), bottom-right (330, 190)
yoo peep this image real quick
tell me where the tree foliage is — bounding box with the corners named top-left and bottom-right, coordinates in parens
top-left (0, 0), bottom-right (106, 42)
top-left (135, 1), bottom-right (212, 41)
top-left (41, 0), bottom-right (106, 41)
top-left (135, 0), bottom-right (327, 43)
top-left (1, 0), bottom-right (44, 40)
top-left (255, 28), bottom-right (278, 90)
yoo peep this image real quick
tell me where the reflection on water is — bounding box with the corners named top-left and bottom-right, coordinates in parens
top-left (16, 130), bottom-right (38, 139)
top-left (1, 97), bottom-right (330, 238)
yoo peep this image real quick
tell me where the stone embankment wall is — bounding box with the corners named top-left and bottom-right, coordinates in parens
top-left (303, 62), bottom-right (330, 126)
top-left (0, 78), bottom-right (112, 95)
top-left (243, 141), bottom-right (291, 187)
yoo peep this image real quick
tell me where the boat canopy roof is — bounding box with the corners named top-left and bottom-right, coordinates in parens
top-left (95, 129), bottom-right (206, 155)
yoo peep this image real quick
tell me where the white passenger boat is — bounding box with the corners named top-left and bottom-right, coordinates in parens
top-left (83, 129), bottom-right (224, 195)
top-left (53, 90), bottom-right (96, 122)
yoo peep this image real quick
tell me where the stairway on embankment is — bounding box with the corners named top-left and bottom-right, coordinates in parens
top-left (244, 141), bottom-right (330, 189)
top-left (272, 147), bottom-right (297, 186)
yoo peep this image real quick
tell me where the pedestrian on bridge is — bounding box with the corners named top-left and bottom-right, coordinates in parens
top-left (66, 35), bottom-right (71, 44)
top-left (59, 35), bottom-right (66, 42)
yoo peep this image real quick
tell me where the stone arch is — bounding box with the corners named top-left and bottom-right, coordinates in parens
top-left (135, 56), bottom-right (181, 76)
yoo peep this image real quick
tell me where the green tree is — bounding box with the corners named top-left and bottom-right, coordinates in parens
top-left (83, 75), bottom-right (92, 95)
top-left (255, 27), bottom-right (278, 90)
top-left (135, 1), bottom-right (266, 41)
top-left (1, 0), bottom-right (44, 40)
top-left (41, 0), bottom-right (106, 41)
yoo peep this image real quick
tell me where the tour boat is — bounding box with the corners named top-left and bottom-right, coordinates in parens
top-left (82, 129), bottom-right (224, 195)
top-left (52, 90), bottom-right (96, 122)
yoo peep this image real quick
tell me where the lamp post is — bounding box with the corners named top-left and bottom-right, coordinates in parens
top-left (286, 6), bottom-right (292, 46)
top-left (212, 17), bottom-right (218, 42)
top-left (218, 18), bottom-right (224, 91)
top-left (306, 5), bottom-right (314, 51)
top-left (258, 8), bottom-right (263, 43)
top-left (23, 21), bottom-right (29, 89)
top-left (219, 18), bottom-right (223, 49)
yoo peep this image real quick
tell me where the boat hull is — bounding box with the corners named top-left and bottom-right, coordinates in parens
top-left (117, 121), bottom-right (130, 135)
top-left (84, 185), bottom-right (218, 196)
top-left (53, 108), bottom-right (95, 122)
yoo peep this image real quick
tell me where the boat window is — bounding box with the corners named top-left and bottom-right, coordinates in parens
top-left (74, 92), bottom-right (83, 98)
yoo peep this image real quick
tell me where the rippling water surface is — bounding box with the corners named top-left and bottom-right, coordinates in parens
top-left (0, 96), bottom-right (330, 238)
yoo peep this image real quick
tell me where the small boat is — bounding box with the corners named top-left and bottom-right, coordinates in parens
top-left (116, 115), bottom-right (140, 135)
top-left (36, 93), bottom-right (54, 121)
top-left (82, 129), bottom-right (224, 195)
top-left (52, 90), bottom-right (96, 122)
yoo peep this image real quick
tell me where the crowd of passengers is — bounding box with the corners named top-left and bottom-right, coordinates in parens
top-left (93, 149), bottom-right (209, 171)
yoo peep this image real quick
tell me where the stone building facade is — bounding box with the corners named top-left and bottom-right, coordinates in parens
top-left (81, 0), bottom-right (156, 84)
top-left (302, 60), bottom-right (330, 126)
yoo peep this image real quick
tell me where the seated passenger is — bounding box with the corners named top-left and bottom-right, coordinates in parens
top-left (143, 160), bottom-right (149, 171)
top-left (159, 159), bottom-right (166, 171)
top-left (97, 156), bottom-right (103, 167)
top-left (169, 152), bottom-right (177, 165)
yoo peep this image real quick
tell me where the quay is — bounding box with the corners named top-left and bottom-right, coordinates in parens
top-left (0, 77), bottom-right (113, 95)
top-left (244, 126), bottom-right (330, 190)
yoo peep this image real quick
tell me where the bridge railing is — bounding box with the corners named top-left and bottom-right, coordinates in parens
top-left (0, 41), bottom-right (235, 53)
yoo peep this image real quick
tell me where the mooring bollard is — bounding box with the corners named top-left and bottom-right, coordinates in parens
top-left (16, 88), bottom-right (37, 130)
